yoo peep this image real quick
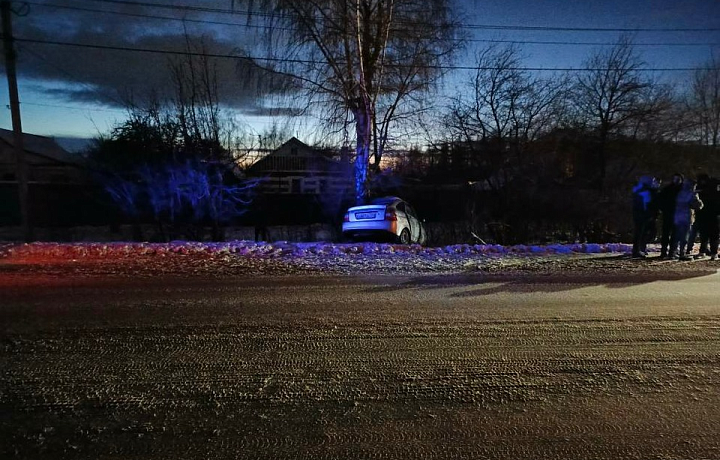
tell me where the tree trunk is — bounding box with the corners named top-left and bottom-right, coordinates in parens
top-left (353, 105), bottom-right (372, 205)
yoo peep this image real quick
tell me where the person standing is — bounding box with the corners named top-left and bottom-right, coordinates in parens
top-left (689, 174), bottom-right (711, 258)
top-left (657, 173), bottom-right (684, 258)
top-left (632, 175), bottom-right (657, 258)
top-left (671, 179), bottom-right (703, 260)
top-left (702, 176), bottom-right (720, 260)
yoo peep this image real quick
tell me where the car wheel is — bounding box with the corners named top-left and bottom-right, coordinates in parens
top-left (398, 228), bottom-right (411, 244)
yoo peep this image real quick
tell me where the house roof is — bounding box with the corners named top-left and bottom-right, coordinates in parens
top-left (247, 137), bottom-right (347, 174)
top-left (273, 137), bottom-right (332, 159)
top-left (0, 128), bottom-right (83, 166)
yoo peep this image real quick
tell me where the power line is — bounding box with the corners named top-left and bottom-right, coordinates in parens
top-left (461, 23), bottom-right (720, 33)
top-left (80, 0), bottom-right (720, 33)
top-left (16, 36), bottom-right (258, 60)
top-left (480, 38), bottom-right (720, 47)
top-left (16, 36), bottom-right (713, 72)
top-left (29, 2), bottom-right (720, 48)
top-left (83, 0), bottom-right (277, 19)
top-left (28, 1), bottom-right (278, 31)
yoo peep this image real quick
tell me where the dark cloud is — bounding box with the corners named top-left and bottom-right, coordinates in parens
top-left (12, 0), bottom-right (291, 113)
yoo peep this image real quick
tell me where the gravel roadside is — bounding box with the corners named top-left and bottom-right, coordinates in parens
top-left (1, 241), bottom-right (718, 278)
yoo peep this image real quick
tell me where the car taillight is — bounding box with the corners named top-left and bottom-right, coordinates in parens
top-left (384, 210), bottom-right (397, 221)
top-left (343, 212), bottom-right (349, 222)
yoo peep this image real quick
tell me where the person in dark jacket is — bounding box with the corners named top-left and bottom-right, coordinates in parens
top-left (632, 175), bottom-right (659, 258)
top-left (688, 174), bottom-right (711, 258)
top-left (657, 173), bottom-right (684, 258)
top-left (702, 176), bottom-right (720, 260)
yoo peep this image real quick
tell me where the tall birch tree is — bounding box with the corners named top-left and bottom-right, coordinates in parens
top-left (250, 0), bottom-right (463, 203)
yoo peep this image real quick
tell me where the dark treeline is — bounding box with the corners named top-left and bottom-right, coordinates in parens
top-left (27, 38), bottom-right (717, 245)
top-left (375, 134), bottom-right (719, 245)
top-left (369, 40), bottom-right (720, 244)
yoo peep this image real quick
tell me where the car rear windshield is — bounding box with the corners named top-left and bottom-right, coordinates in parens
top-left (370, 198), bottom-right (396, 205)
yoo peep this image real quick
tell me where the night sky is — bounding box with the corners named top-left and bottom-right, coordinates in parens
top-left (1, 0), bottom-right (718, 141)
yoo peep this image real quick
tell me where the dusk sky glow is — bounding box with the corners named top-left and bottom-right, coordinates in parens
top-left (1, 0), bottom-right (719, 143)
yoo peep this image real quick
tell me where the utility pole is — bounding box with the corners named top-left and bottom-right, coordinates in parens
top-left (1, 0), bottom-right (31, 242)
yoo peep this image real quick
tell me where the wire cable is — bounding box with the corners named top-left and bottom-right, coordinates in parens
top-left (80, 0), bottom-right (720, 32)
top-left (26, 1), bottom-right (278, 31)
top-left (28, 2), bottom-right (720, 47)
top-left (15, 37), bottom-right (713, 72)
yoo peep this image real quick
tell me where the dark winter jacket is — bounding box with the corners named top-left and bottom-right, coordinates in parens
top-left (658, 182), bottom-right (682, 216)
top-left (701, 177), bottom-right (720, 216)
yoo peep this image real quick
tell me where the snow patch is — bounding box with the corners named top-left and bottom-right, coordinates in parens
top-left (2, 240), bottom-right (633, 260)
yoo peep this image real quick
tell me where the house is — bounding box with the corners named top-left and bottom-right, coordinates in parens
top-left (246, 137), bottom-right (353, 196)
top-left (0, 128), bottom-right (98, 227)
top-left (0, 128), bottom-right (88, 185)
top-left (242, 137), bottom-right (354, 228)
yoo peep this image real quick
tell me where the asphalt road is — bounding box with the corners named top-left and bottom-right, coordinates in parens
top-left (2, 270), bottom-right (720, 459)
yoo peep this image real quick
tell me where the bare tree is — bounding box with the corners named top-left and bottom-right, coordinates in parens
top-left (91, 35), bottom-right (260, 240)
top-left (623, 82), bottom-right (676, 142)
top-left (168, 35), bottom-right (229, 160)
top-left (250, 0), bottom-right (464, 204)
top-left (133, 161), bottom-right (258, 241)
top-left (688, 56), bottom-right (720, 149)
top-left (572, 36), bottom-right (652, 189)
top-left (444, 45), bottom-right (568, 184)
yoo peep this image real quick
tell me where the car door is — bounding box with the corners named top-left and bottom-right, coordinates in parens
top-left (394, 202), bottom-right (409, 237)
top-left (404, 204), bottom-right (422, 243)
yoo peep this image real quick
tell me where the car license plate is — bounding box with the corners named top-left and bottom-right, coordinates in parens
top-left (355, 212), bottom-right (376, 220)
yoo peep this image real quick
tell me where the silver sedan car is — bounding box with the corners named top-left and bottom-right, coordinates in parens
top-left (342, 196), bottom-right (427, 245)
